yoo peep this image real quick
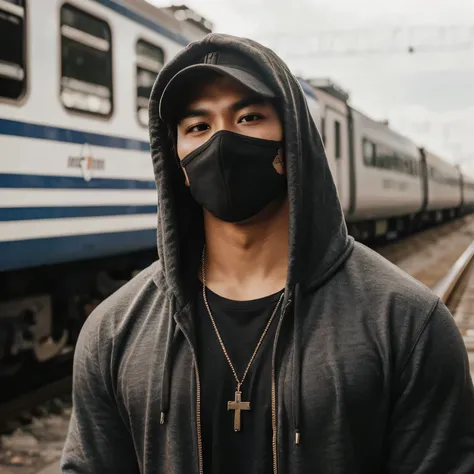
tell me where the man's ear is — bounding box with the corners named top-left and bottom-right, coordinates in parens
top-left (273, 148), bottom-right (286, 175)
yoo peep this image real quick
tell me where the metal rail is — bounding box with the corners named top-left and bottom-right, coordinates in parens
top-left (432, 242), bottom-right (474, 304)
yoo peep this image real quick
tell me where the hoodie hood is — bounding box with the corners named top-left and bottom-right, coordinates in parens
top-left (148, 32), bottom-right (353, 307)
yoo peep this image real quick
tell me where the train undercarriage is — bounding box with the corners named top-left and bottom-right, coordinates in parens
top-left (0, 249), bottom-right (156, 376)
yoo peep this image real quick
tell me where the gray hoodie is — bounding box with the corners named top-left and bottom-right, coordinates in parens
top-left (61, 33), bottom-right (474, 474)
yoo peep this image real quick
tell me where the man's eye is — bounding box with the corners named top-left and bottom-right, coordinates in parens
top-left (187, 123), bottom-right (209, 133)
top-left (239, 114), bottom-right (262, 123)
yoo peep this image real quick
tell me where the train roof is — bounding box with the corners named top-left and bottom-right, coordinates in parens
top-left (105, 0), bottom-right (212, 44)
top-left (422, 148), bottom-right (460, 174)
top-left (297, 77), bottom-right (318, 100)
top-left (164, 4), bottom-right (213, 34)
top-left (351, 106), bottom-right (421, 157)
top-left (305, 77), bottom-right (350, 103)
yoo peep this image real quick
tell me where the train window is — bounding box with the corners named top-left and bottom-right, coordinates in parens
top-left (403, 158), bottom-right (411, 175)
top-left (394, 155), bottom-right (400, 172)
top-left (413, 160), bottom-right (419, 176)
top-left (363, 139), bottom-right (375, 166)
top-left (136, 40), bottom-right (164, 127)
top-left (376, 144), bottom-right (390, 169)
top-left (60, 4), bottom-right (112, 117)
top-left (376, 151), bottom-right (383, 168)
top-left (0, 0), bottom-right (26, 100)
top-left (404, 158), bottom-right (411, 175)
top-left (381, 151), bottom-right (391, 170)
top-left (334, 120), bottom-right (341, 159)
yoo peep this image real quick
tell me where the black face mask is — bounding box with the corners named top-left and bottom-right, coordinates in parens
top-left (180, 130), bottom-right (287, 223)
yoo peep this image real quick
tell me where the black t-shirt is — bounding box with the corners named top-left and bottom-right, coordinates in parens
top-left (195, 284), bottom-right (284, 474)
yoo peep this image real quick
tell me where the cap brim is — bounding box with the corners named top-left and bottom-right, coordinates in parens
top-left (159, 63), bottom-right (275, 122)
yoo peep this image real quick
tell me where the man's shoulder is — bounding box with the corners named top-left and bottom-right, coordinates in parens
top-left (342, 242), bottom-right (450, 373)
top-left (348, 241), bottom-right (440, 312)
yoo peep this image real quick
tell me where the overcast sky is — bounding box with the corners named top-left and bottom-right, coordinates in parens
top-left (151, 0), bottom-right (474, 174)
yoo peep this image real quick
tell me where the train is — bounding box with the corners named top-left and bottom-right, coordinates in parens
top-left (299, 77), bottom-right (474, 240)
top-left (0, 0), bottom-right (473, 374)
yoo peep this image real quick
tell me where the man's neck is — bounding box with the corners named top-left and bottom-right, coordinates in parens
top-left (202, 198), bottom-right (289, 301)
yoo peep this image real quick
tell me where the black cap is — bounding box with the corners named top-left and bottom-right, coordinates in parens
top-left (159, 50), bottom-right (275, 122)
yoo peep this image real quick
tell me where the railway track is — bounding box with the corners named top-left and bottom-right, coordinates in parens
top-left (375, 215), bottom-right (474, 287)
top-left (431, 241), bottom-right (474, 374)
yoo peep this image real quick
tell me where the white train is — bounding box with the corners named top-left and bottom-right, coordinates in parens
top-left (0, 0), bottom-right (210, 274)
top-left (301, 77), bottom-right (474, 240)
top-left (0, 0), bottom-right (472, 372)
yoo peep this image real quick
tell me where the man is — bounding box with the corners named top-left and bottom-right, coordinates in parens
top-left (61, 33), bottom-right (474, 474)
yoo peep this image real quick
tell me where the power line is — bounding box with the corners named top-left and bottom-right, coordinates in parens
top-left (260, 25), bottom-right (474, 58)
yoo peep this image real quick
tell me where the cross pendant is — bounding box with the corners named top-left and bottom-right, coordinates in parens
top-left (227, 389), bottom-right (250, 432)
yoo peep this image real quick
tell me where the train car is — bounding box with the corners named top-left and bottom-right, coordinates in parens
top-left (308, 78), bottom-right (425, 240)
top-left (1, 0), bottom-right (210, 273)
top-left (421, 148), bottom-right (463, 222)
top-left (305, 76), bottom-right (472, 239)
top-left (0, 0), bottom-right (210, 373)
top-left (349, 109), bottom-right (424, 238)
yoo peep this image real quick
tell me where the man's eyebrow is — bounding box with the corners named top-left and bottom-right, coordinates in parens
top-left (231, 95), bottom-right (268, 111)
top-left (177, 95), bottom-right (269, 124)
top-left (177, 108), bottom-right (209, 124)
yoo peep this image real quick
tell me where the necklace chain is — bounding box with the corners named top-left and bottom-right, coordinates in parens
top-left (201, 247), bottom-right (284, 391)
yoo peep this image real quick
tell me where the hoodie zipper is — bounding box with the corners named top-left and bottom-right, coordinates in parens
top-left (174, 310), bottom-right (204, 474)
top-left (272, 299), bottom-right (292, 474)
top-left (195, 363), bottom-right (204, 474)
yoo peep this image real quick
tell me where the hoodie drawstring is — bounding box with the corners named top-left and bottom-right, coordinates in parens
top-left (292, 282), bottom-right (302, 445)
top-left (160, 297), bottom-right (177, 425)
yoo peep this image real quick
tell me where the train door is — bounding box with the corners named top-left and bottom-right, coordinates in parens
top-left (321, 106), bottom-right (350, 213)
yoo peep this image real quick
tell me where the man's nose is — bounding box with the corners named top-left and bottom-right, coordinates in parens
top-left (213, 117), bottom-right (237, 134)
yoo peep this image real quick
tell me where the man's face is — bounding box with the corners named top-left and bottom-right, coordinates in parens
top-left (176, 74), bottom-right (283, 185)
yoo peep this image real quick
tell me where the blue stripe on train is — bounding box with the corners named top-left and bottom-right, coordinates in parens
top-left (0, 118), bottom-right (151, 151)
top-left (0, 205), bottom-right (157, 221)
top-left (0, 229), bottom-right (157, 272)
top-left (0, 173), bottom-right (156, 189)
